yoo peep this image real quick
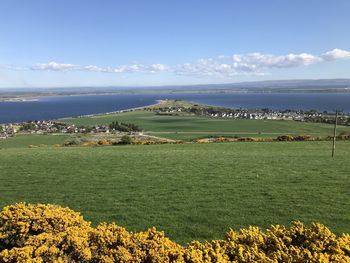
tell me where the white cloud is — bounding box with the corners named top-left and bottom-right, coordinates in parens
top-left (28, 48), bottom-right (350, 78)
top-left (31, 62), bottom-right (79, 71)
top-left (112, 64), bottom-right (166, 73)
top-left (232, 52), bottom-right (321, 69)
top-left (29, 62), bottom-right (168, 73)
top-left (148, 64), bottom-right (169, 72)
top-left (321, 48), bottom-right (350, 61)
top-left (173, 52), bottom-right (322, 77)
top-left (83, 65), bottom-right (106, 72)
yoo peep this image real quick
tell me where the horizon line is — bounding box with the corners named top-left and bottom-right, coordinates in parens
top-left (1, 77), bottom-right (350, 90)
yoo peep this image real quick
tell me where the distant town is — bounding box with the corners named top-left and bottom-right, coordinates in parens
top-left (151, 101), bottom-right (350, 124)
top-left (0, 120), bottom-right (142, 139)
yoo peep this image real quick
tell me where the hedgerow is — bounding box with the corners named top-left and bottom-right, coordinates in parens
top-left (0, 203), bottom-right (349, 262)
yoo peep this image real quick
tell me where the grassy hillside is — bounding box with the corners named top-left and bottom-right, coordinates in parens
top-left (61, 110), bottom-right (350, 140)
top-left (1, 141), bottom-right (349, 243)
top-left (0, 134), bottom-right (70, 149)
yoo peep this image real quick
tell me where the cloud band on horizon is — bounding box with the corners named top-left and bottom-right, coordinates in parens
top-left (22, 48), bottom-right (350, 78)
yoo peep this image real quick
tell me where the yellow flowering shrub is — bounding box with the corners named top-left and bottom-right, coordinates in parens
top-left (0, 203), bottom-right (92, 262)
top-left (132, 227), bottom-right (184, 262)
top-left (89, 223), bottom-right (136, 262)
top-left (97, 139), bottom-right (112, 146)
top-left (90, 225), bottom-right (184, 262)
top-left (1, 203), bottom-right (350, 262)
top-left (184, 240), bottom-right (230, 262)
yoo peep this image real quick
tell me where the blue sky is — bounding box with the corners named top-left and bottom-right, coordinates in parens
top-left (0, 0), bottom-right (350, 88)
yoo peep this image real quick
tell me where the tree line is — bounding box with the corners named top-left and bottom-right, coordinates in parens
top-left (109, 121), bottom-right (142, 132)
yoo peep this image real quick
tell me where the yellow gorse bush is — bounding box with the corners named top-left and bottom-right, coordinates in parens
top-left (0, 203), bottom-right (349, 263)
top-left (0, 203), bottom-right (91, 262)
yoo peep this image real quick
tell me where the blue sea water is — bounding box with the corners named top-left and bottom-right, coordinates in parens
top-left (0, 93), bottom-right (349, 124)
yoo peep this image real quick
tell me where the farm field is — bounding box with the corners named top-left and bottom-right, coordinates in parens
top-left (0, 134), bottom-right (70, 149)
top-left (61, 110), bottom-right (350, 140)
top-left (0, 140), bottom-right (349, 243)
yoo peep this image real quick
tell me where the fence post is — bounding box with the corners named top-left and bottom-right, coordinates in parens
top-left (331, 111), bottom-right (338, 158)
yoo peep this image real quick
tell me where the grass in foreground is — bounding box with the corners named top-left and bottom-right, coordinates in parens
top-left (61, 110), bottom-right (350, 140)
top-left (0, 141), bottom-right (349, 243)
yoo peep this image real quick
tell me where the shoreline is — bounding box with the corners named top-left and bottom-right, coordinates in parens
top-left (63, 100), bottom-right (165, 119)
top-left (1, 88), bottom-right (350, 102)
top-left (0, 99), bottom-right (166, 124)
top-left (1, 94), bottom-right (349, 124)
top-left (0, 97), bottom-right (40, 102)
top-left (0, 93), bottom-right (133, 102)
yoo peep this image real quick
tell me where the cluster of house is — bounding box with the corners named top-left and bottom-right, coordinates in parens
top-left (154, 106), bottom-right (324, 121)
top-left (0, 124), bottom-right (17, 139)
top-left (0, 120), bottom-right (142, 139)
top-left (206, 110), bottom-right (320, 120)
top-left (0, 121), bottom-right (86, 138)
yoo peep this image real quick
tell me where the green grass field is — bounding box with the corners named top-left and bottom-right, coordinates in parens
top-left (0, 134), bottom-right (71, 149)
top-left (61, 110), bottom-right (350, 140)
top-left (1, 140), bottom-right (349, 243)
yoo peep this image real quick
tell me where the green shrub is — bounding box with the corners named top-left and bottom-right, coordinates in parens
top-left (119, 135), bottom-right (133, 145)
top-left (63, 139), bottom-right (80, 146)
top-left (276, 135), bottom-right (294, 141)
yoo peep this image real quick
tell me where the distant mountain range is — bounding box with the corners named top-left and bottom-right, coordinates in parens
top-left (205, 78), bottom-right (350, 89)
top-left (1, 79), bottom-right (350, 96)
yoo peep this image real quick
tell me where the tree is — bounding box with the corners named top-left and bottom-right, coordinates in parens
top-left (119, 135), bottom-right (133, 145)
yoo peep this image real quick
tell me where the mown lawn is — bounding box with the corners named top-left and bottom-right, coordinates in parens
top-left (61, 110), bottom-right (350, 140)
top-left (0, 141), bottom-right (349, 243)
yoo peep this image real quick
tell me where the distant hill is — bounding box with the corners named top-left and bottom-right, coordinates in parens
top-left (154, 79), bottom-right (350, 92)
top-left (1, 78), bottom-right (350, 96)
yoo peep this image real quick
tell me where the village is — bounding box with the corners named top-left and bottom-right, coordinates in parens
top-left (153, 104), bottom-right (327, 121)
top-left (0, 119), bottom-right (142, 139)
top-left (0, 121), bottom-right (87, 139)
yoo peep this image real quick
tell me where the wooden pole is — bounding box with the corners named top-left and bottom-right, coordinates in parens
top-left (331, 111), bottom-right (338, 158)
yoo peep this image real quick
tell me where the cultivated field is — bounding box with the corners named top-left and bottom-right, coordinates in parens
top-left (1, 140), bottom-right (349, 243)
top-left (61, 110), bottom-right (350, 140)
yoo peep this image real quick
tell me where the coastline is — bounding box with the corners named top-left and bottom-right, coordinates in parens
top-left (0, 97), bottom-right (40, 102)
top-left (0, 92), bottom-right (129, 102)
top-left (1, 87), bottom-right (350, 103)
top-left (0, 98), bottom-right (166, 124)
top-left (62, 100), bottom-right (165, 119)
top-left (1, 93), bottom-right (350, 124)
